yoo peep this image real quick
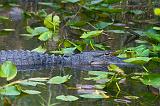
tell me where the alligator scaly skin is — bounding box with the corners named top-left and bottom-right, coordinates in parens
top-left (0, 50), bottom-right (130, 71)
top-left (0, 50), bottom-right (62, 65)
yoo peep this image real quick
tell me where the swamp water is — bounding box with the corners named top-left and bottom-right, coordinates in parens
top-left (0, 2), bottom-right (160, 106)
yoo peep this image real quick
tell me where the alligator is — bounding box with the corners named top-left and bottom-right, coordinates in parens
top-left (0, 50), bottom-right (133, 71)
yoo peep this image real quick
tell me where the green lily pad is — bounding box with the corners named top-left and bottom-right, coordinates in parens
top-left (0, 61), bottom-right (17, 81)
top-left (47, 75), bottom-right (72, 84)
top-left (0, 86), bottom-right (20, 96)
top-left (56, 95), bottom-right (78, 101)
top-left (123, 57), bottom-right (151, 65)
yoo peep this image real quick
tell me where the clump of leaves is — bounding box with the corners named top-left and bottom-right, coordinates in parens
top-left (0, 61), bottom-right (72, 97)
top-left (24, 14), bottom-right (60, 53)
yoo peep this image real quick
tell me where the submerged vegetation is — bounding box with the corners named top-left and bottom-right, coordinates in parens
top-left (0, 0), bottom-right (160, 106)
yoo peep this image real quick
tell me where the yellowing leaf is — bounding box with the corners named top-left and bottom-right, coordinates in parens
top-left (44, 14), bottom-right (60, 29)
top-left (154, 8), bottom-right (160, 16)
top-left (38, 31), bottom-right (53, 41)
top-left (0, 61), bottom-right (17, 81)
top-left (80, 30), bottom-right (103, 39)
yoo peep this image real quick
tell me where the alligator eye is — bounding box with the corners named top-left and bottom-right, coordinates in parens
top-left (105, 52), bottom-right (112, 56)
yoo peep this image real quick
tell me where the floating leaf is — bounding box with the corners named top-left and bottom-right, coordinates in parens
top-left (48, 75), bottom-right (72, 84)
top-left (56, 95), bottom-right (78, 101)
top-left (19, 81), bottom-right (45, 86)
top-left (80, 30), bottom-right (103, 39)
top-left (153, 27), bottom-right (160, 30)
top-left (95, 84), bottom-right (106, 89)
top-left (84, 71), bottom-right (113, 82)
top-left (114, 99), bottom-right (131, 103)
top-left (91, 0), bottom-right (103, 5)
top-left (124, 96), bottom-right (139, 100)
top-left (95, 22), bottom-right (112, 29)
top-left (140, 74), bottom-right (160, 88)
top-left (88, 71), bottom-right (113, 76)
top-left (28, 77), bottom-right (49, 82)
top-left (22, 90), bottom-right (41, 94)
top-left (0, 86), bottom-right (20, 96)
top-left (123, 57), bottom-right (151, 65)
top-left (0, 61), bottom-right (17, 81)
top-left (1, 29), bottom-right (15, 32)
top-left (79, 93), bottom-right (108, 99)
top-left (62, 0), bottom-right (80, 3)
top-left (107, 30), bottom-right (125, 33)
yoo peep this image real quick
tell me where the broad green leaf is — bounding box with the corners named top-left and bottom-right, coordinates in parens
top-left (0, 16), bottom-right (9, 20)
top-left (26, 26), bottom-right (33, 34)
top-left (153, 45), bottom-right (160, 52)
top-left (123, 57), bottom-right (151, 65)
top-left (108, 64), bottom-right (124, 74)
top-left (146, 32), bottom-right (160, 42)
top-left (140, 74), bottom-right (160, 88)
top-left (32, 27), bottom-right (49, 36)
top-left (38, 31), bottom-right (53, 41)
top-left (153, 27), bottom-right (160, 30)
top-left (22, 90), bottom-right (41, 94)
top-left (19, 81), bottom-right (45, 86)
top-left (104, 0), bottom-right (122, 4)
top-left (84, 71), bottom-right (113, 81)
top-left (129, 10), bottom-right (144, 15)
top-left (0, 86), bottom-right (20, 96)
top-left (79, 93), bottom-right (107, 99)
top-left (47, 75), bottom-right (72, 84)
top-left (32, 46), bottom-right (46, 53)
top-left (38, 2), bottom-right (55, 8)
top-left (94, 44), bottom-right (106, 50)
top-left (28, 77), bottom-right (49, 82)
top-left (95, 84), bottom-right (106, 89)
top-left (0, 61), bottom-right (17, 81)
top-left (88, 71), bottom-right (113, 76)
top-left (37, 9), bottom-right (47, 17)
top-left (91, 0), bottom-right (103, 5)
top-left (62, 47), bottom-right (76, 56)
top-left (131, 45), bottom-right (150, 57)
top-left (80, 30), bottom-right (103, 39)
top-left (61, 0), bottom-right (80, 3)
top-left (44, 14), bottom-right (60, 29)
top-left (154, 8), bottom-right (160, 16)
top-left (107, 30), bottom-right (125, 33)
top-left (56, 95), bottom-right (78, 101)
top-left (1, 29), bottom-right (15, 32)
top-left (95, 22), bottom-right (112, 29)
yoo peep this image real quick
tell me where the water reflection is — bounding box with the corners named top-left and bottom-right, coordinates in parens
top-left (0, 66), bottom-right (159, 106)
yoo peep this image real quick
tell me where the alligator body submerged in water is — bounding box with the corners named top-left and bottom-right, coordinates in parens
top-left (0, 50), bottom-right (132, 71)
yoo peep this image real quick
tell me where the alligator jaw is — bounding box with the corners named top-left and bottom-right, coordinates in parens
top-left (90, 61), bottom-right (106, 65)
